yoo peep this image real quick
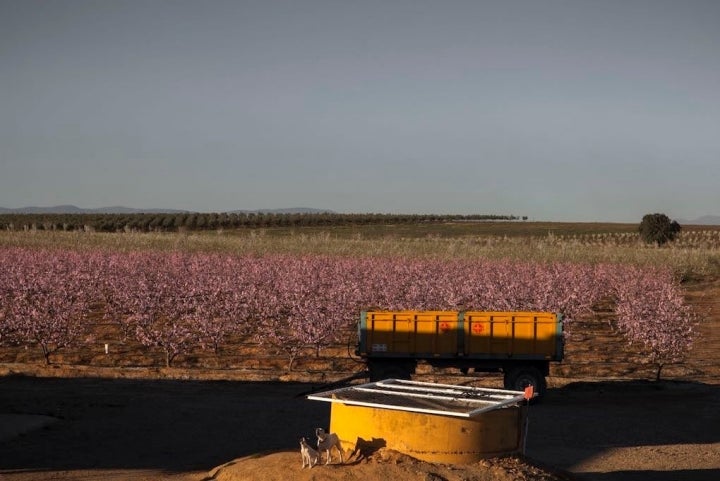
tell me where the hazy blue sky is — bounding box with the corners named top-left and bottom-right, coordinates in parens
top-left (1, 0), bottom-right (718, 221)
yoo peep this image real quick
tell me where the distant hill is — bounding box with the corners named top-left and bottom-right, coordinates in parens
top-left (677, 215), bottom-right (720, 226)
top-left (229, 207), bottom-right (334, 214)
top-left (0, 205), bottom-right (333, 215)
top-left (0, 205), bottom-right (189, 214)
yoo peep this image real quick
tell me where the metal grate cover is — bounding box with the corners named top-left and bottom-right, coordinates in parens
top-left (307, 379), bottom-right (526, 418)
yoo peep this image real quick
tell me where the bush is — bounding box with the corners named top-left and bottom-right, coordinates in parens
top-left (639, 213), bottom-right (681, 246)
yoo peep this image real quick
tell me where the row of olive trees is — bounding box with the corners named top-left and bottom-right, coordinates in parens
top-left (0, 212), bottom-right (519, 233)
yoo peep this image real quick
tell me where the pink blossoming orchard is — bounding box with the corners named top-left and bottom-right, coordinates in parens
top-left (0, 247), bottom-right (698, 379)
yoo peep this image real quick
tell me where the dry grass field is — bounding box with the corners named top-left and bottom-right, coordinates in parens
top-left (2, 221), bottom-right (720, 276)
top-left (1, 222), bottom-right (719, 481)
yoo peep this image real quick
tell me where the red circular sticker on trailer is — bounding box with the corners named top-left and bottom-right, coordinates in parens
top-left (439, 322), bottom-right (451, 332)
top-left (472, 324), bottom-right (485, 334)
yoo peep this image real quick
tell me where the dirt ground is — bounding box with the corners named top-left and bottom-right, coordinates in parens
top-left (1, 278), bottom-right (719, 481)
top-left (1, 373), bottom-right (718, 481)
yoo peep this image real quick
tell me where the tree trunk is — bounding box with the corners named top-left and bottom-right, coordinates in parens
top-left (655, 363), bottom-right (665, 382)
top-left (287, 353), bottom-right (296, 372)
top-left (41, 344), bottom-right (51, 365)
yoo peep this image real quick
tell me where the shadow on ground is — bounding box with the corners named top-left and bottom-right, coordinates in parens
top-left (525, 380), bottom-right (720, 481)
top-left (1, 376), bottom-right (719, 481)
top-left (0, 375), bottom-right (329, 472)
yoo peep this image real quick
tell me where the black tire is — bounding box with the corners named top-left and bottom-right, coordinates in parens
top-left (503, 366), bottom-right (547, 400)
top-left (368, 361), bottom-right (413, 381)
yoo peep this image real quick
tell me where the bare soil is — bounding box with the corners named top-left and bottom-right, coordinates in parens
top-left (1, 278), bottom-right (719, 481)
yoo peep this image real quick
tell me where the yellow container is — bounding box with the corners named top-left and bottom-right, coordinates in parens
top-left (360, 310), bottom-right (562, 360)
top-left (464, 311), bottom-right (559, 357)
top-left (329, 401), bottom-right (526, 464)
top-left (363, 310), bottom-right (459, 355)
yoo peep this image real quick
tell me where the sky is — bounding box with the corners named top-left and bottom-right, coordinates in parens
top-left (1, 0), bottom-right (719, 222)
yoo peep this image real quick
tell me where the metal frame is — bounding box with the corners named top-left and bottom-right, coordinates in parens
top-left (307, 378), bottom-right (526, 418)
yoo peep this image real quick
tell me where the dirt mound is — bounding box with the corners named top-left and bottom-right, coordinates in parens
top-left (208, 449), bottom-right (571, 481)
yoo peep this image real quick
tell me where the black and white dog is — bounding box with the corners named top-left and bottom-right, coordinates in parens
top-left (315, 427), bottom-right (344, 465)
top-left (299, 437), bottom-right (319, 468)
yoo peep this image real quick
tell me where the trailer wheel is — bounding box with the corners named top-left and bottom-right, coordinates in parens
top-left (503, 366), bottom-right (546, 399)
top-left (368, 361), bottom-right (413, 381)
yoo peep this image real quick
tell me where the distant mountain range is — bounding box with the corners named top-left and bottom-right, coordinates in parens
top-left (676, 215), bottom-right (720, 226)
top-left (229, 207), bottom-right (334, 215)
top-left (0, 205), bottom-right (333, 215)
